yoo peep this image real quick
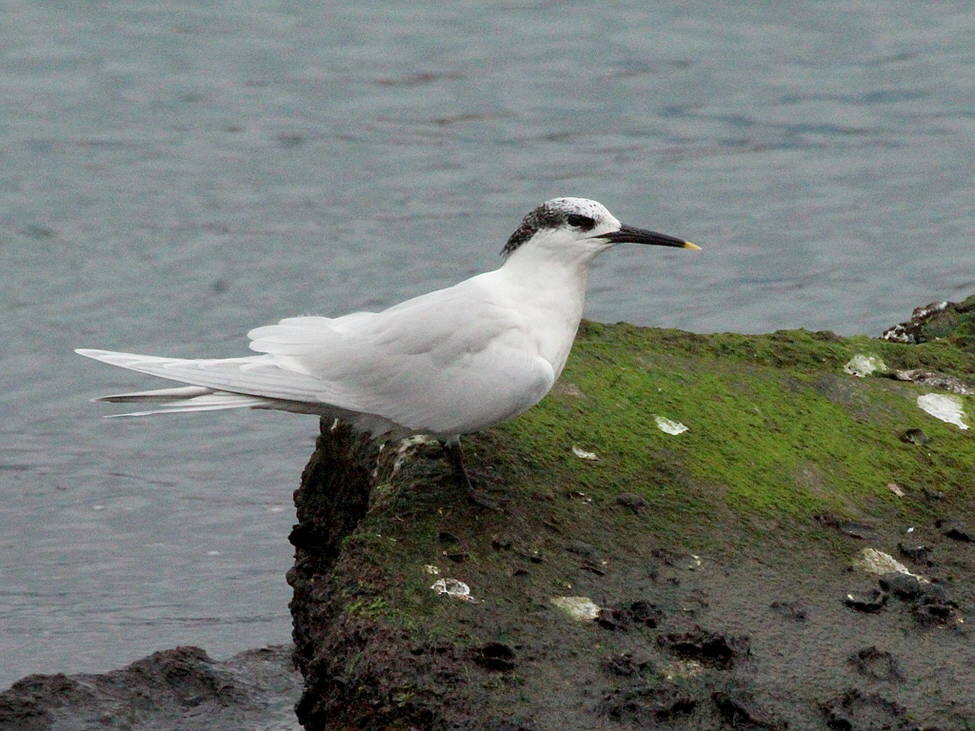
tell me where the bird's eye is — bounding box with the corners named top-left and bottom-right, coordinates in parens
top-left (566, 214), bottom-right (596, 230)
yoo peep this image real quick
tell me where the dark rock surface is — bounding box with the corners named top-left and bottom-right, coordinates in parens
top-left (877, 571), bottom-right (922, 600)
top-left (936, 517), bottom-right (975, 543)
top-left (848, 646), bottom-right (902, 682)
top-left (287, 418), bottom-right (975, 729)
top-left (0, 645), bottom-right (300, 731)
top-left (890, 368), bottom-right (974, 395)
top-left (711, 687), bottom-right (785, 729)
top-left (843, 587), bottom-right (889, 613)
top-left (820, 688), bottom-right (908, 730)
top-left (657, 627), bottom-right (750, 669)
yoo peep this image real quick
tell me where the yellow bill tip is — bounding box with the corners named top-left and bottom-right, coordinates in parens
top-left (683, 241), bottom-right (702, 251)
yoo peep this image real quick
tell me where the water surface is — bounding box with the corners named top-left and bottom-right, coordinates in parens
top-left (2, 0), bottom-right (973, 688)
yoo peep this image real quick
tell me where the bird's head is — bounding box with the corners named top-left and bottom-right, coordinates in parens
top-left (501, 197), bottom-right (699, 264)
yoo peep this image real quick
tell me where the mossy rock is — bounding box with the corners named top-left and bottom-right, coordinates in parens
top-left (883, 295), bottom-right (975, 353)
top-left (290, 320), bottom-right (975, 730)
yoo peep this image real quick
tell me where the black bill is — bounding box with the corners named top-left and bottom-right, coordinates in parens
top-left (596, 224), bottom-right (700, 250)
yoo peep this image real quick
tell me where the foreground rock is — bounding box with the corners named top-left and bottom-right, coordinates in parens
top-left (290, 313), bottom-right (975, 729)
top-left (0, 645), bottom-right (300, 730)
top-left (882, 294), bottom-right (975, 352)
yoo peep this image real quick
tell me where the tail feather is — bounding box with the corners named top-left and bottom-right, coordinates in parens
top-left (74, 347), bottom-right (397, 429)
top-left (105, 392), bottom-right (270, 418)
top-left (74, 348), bottom-right (341, 406)
top-left (81, 373), bottom-right (271, 417)
top-left (96, 385), bottom-right (212, 403)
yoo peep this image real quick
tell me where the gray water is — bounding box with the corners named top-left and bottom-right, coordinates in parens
top-left (2, 1), bottom-right (973, 690)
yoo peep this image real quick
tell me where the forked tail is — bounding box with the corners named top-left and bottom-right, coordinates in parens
top-left (75, 349), bottom-right (282, 417)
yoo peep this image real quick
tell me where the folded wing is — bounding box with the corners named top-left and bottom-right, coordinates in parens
top-left (247, 277), bottom-right (555, 434)
top-left (79, 276), bottom-right (556, 435)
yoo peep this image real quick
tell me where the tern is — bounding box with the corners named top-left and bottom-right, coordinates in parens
top-left (77, 197), bottom-right (699, 506)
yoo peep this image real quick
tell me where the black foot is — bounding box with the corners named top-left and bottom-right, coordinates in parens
top-left (441, 439), bottom-right (502, 510)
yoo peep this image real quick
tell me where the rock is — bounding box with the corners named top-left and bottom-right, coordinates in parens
top-left (657, 627), bottom-right (750, 669)
top-left (920, 486), bottom-right (946, 502)
top-left (898, 427), bottom-right (930, 445)
top-left (877, 572), bottom-right (922, 600)
top-left (911, 583), bottom-right (960, 626)
top-left (571, 444), bottom-right (599, 460)
top-left (886, 481), bottom-right (905, 497)
top-left (821, 689), bottom-right (907, 729)
top-left (917, 581), bottom-right (949, 602)
top-left (848, 647), bottom-right (902, 681)
top-left (935, 518), bottom-right (975, 542)
top-left (431, 577), bottom-right (476, 601)
top-left (916, 393), bottom-right (970, 430)
top-left (881, 295), bottom-right (975, 352)
top-left (551, 596), bottom-right (601, 621)
top-left (598, 682), bottom-right (695, 724)
top-left (281, 316), bottom-right (975, 729)
top-left (843, 589), bottom-right (888, 613)
top-left (629, 599), bottom-right (664, 627)
top-left (890, 369), bottom-right (974, 395)
top-left (911, 601), bottom-right (955, 625)
top-left (595, 607), bottom-right (628, 631)
top-left (897, 542), bottom-right (932, 564)
top-left (595, 600), bottom-right (663, 631)
top-left (0, 646), bottom-right (300, 731)
top-left (712, 688), bottom-right (784, 729)
top-left (654, 415), bottom-right (689, 434)
top-left (472, 642), bottom-right (517, 672)
top-left (843, 354), bottom-right (887, 377)
top-left (851, 547), bottom-right (920, 579)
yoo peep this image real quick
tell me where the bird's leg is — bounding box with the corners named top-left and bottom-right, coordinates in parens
top-left (441, 437), bottom-right (499, 510)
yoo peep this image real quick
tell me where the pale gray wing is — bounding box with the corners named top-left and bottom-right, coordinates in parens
top-left (74, 349), bottom-right (373, 412)
top-left (248, 276), bottom-right (556, 434)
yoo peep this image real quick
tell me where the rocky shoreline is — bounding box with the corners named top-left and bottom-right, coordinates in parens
top-left (0, 645), bottom-right (300, 730)
top-left (288, 296), bottom-right (975, 729)
top-left (286, 425), bottom-right (973, 729)
top-left (3, 297), bottom-right (973, 729)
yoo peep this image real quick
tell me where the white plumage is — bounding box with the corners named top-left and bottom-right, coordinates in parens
top-left (78, 197), bottom-right (698, 457)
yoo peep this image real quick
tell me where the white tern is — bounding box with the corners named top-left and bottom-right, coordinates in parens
top-left (77, 197), bottom-right (699, 506)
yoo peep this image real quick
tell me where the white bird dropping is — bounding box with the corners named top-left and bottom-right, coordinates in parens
top-left (916, 393), bottom-right (969, 430)
top-left (655, 416), bottom-right (688, 435)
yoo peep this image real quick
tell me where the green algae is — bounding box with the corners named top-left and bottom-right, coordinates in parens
top-left (490, 324), bottom-right (974, 530)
